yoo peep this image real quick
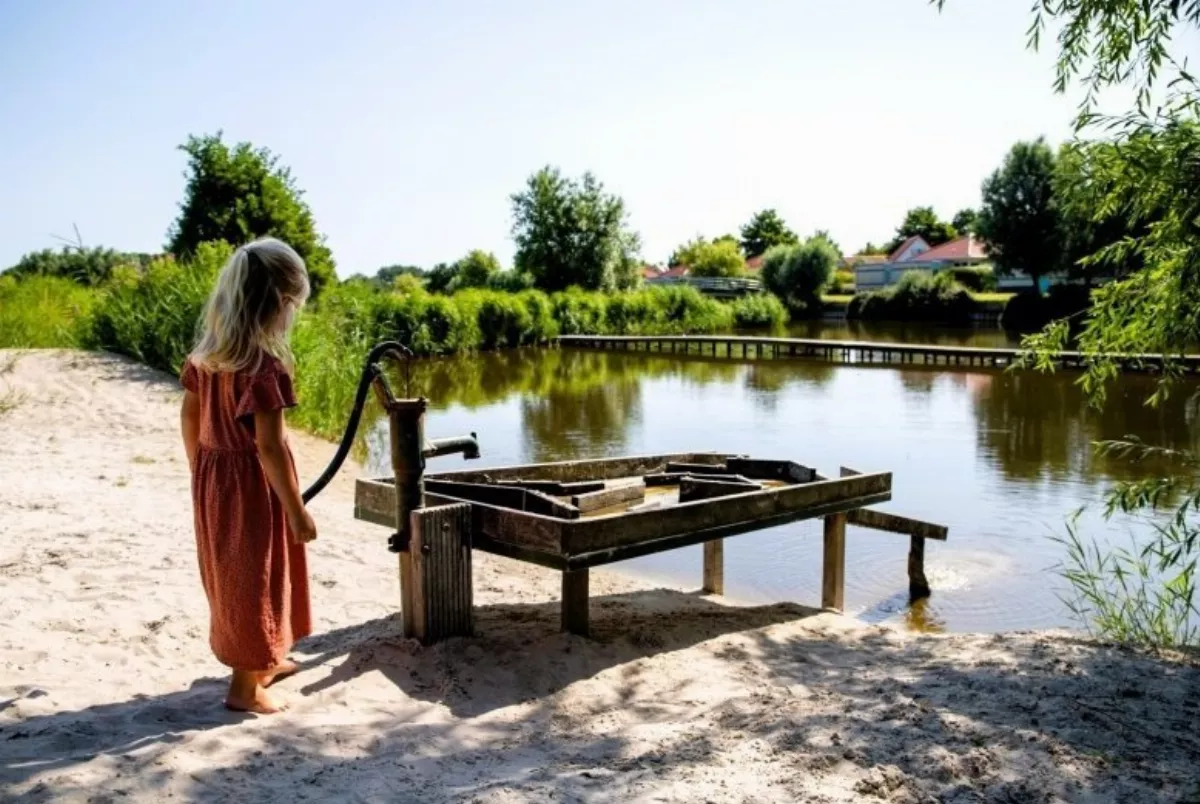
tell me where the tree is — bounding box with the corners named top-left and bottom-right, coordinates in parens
top-left (374, 264), bottom-right (424, 287)
top-left (452, 250), bottom-right (501, 289)
top-left (688, 240), bottom-right (745, 278)
top-left (669, 234), bottom-right (742, 267)
top-left (760, 236), bottom-right (839, 313)
top-left (1053, 140), bottom-right (1148, 286)
top-left (167, 132), bottom-right (337, 297)
top-left (886, 207), bottom-right (957, 252)
top-left (392, 273), bottom-right (425, 295)
top-left (669, 235), bottom-right (708, 267)
top-left (510, 166), bottom-right (641, 292)
top-left (487, 270), bottom-right (535, 292)
top-left (858, 242), bottom-right (890, 256)
top-left (4, 247), bottom-right (153, 286)
top-left (951, 208), bottom-right (979, 236)
top-left (425, 262), bottom-right (458, 294)
top-left (810, 230), bottom-right (842, 257)
top-left (739, 209), bottom-right (798, 259)
top-left (975, 138), bottom-right (1063, 291)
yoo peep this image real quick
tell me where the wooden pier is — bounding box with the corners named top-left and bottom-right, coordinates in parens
top-left (557, 335), bottom-right (1200, 373)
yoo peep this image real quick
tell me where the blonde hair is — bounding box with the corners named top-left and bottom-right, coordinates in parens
top-left (190, 237), bottom-right (310, 375)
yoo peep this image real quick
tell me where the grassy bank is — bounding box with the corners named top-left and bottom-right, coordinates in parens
top-left (0, 242), bottom-right (788, 438)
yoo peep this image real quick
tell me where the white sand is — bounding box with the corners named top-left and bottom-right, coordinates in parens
top-left (2, 349), bottom-right (1199, 803)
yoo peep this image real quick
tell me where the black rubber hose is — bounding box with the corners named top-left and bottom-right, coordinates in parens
top-left (301, 340), bottom-right (413, 503)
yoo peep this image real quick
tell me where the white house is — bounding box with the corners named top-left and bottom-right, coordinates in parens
top-left (853, 235), bottom-right (1054, 292)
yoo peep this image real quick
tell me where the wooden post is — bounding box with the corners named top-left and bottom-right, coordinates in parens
top-left (908, 535), bottom-right (931, 600)
top-left (390, 400), bottom-right (428, 640)
top-left (821, 513), bottom-right (846, 611)
top-left (562, 568), bottom-right (590, 636)
top-left (703, 540), bottom-right (724, 594)
top-left (408, 503), bottom-right (475, 644)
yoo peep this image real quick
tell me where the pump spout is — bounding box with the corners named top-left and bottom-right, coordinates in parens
top-left (423, 432), bottom-right (481, 460)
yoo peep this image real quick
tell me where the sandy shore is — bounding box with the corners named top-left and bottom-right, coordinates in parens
top-left (1, 349), bottom-right (1198, 803)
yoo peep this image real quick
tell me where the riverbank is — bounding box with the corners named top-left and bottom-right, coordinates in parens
top-left (3, 350), bottom-right (1199, 802)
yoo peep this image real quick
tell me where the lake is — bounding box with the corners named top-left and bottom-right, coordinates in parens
top-left (361, 327), bottom-right (1200, 634)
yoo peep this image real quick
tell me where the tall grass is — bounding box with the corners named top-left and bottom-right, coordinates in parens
top-left (0, 275), bottom-right (96, 348)
top-left (1055, 440), bottom-right (1200, 649)
top-left (1, 251), bottom-right (786, 440)
top-left (87, 242), bottom-right (230, 373)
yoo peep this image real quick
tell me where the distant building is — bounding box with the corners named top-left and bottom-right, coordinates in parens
top-left (852, 235), bottom-right (1054, 292)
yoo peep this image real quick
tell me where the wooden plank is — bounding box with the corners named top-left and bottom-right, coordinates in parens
top-left (562, 568), bottom-right (590, 636)
top-left (678, 476), bottom-right (761, 503)
top-left (703, 540), bottom-right (724, 595)
top-left (846, 508), bottom-right (948, 541)
top-left (408, 503), bottom-right (474, 644)
top-left (665, 462), bottom-right (733, 476)
top-left (726, 458), bottom-right (816, 484)
top-left (571, 482), bottom-right (646, 513)
top-left (425, 479), bottom-right (580, 520)
top-left (490, 479), bottom-right (605, 495)
top-left (429, 452), bottom-right (729, 485)
top-left (822, 513), bottom-right (847, 611)
top-left (566, 489), bottom-right (891, 569)
top-left (566, 471), bottom-right (892, 555)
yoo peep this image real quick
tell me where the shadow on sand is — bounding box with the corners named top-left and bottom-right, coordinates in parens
top-left (5, 584), bottom-right (1200, 802)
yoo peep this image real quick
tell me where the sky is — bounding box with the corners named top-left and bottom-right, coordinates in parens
top-left (0, 0), bottom-right (1151, 276)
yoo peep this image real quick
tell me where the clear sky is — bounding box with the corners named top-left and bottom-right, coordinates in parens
top-left (0, 0), bottom-right (1120, 275)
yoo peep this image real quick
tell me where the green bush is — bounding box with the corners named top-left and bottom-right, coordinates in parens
top-left (847, 271), bottom-right (976, 325)
top-left (0, 275), bottom-right (97, 348)
top-left (551, 288), bottom-right (610, 335)
top-left (761, 238), bottom-right (839, 314)
top-left (87, 241), bottom-right (231, 373)
top-left (729, 293), bottom-right (789, 330)
top-left (947, 266), bottom-right (998, 293)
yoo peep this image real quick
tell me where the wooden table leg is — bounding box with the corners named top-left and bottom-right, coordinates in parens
top-left (908, 535), bottom-right (931, 600)
top-left (822, 513), bottom-right (846, 611)
top-left (562, 568), bottom-right (590, 636)
top-left (703, 539), bottom-right (724, 595)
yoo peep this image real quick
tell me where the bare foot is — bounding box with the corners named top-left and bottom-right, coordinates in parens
top-left (261, 659), bottom-right (298, 688)
top-left (226, 669), bottom-right (287, 714)
top-left (225, 684), bottom-right (287, 714)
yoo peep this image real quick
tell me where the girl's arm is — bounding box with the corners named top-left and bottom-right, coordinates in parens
top-left (254, 408), bottom-right (317, 543)
top-left (181, 390), bottom-right (200, 470)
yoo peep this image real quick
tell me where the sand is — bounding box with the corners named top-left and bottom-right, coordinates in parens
top-left (2, 349), bottom-right (1199, 803)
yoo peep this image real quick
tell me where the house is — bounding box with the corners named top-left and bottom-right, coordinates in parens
top-left (853, 235), bottom-right (991, 290)
top-left (641, 264), bottom-right (663, 281)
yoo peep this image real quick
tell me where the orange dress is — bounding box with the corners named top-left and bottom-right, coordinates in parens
top-left (181, 357), bottom-right (312, 672)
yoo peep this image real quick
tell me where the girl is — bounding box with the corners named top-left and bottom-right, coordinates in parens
top-left (179, 237), bottom-right (318, 714)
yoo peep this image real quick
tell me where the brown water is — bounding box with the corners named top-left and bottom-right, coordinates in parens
top-left (363, 330), bottom-right (1200, 634)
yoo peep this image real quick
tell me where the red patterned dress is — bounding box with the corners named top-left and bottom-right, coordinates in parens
top-left (181, 356), bottom-right (312, 671)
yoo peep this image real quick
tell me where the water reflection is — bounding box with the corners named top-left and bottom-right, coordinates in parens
top-left (788, 320), bottom-right (1023, 349)
top-left (403, 348), bottom-right (1200, 488)
top-left (971, 370), bottom-right (1200, 484)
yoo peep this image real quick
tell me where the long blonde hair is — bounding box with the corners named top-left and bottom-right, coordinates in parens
top-left (190, 237), bottom-right (310, 374)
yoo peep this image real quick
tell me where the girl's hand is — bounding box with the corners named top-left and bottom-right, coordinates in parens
top-left (290, 509), bottom-right (318, 544)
